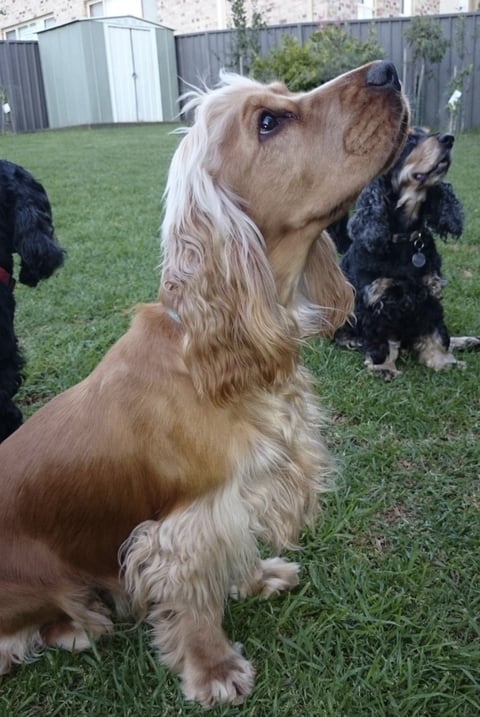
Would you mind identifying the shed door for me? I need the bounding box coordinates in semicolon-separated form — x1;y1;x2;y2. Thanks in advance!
105;25;163;122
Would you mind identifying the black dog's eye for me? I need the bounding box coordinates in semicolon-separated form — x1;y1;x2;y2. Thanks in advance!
436;159;449;173
259;112;279;135
413;172;425;182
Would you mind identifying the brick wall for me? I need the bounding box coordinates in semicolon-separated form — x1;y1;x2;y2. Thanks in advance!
0;0;455;37
1;0;83;30
157;0;359;32
156;0;445;34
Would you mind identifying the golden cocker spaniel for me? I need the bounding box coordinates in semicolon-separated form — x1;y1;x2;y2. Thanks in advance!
0;61;408;707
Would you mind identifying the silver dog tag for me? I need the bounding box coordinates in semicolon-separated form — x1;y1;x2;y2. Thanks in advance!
412;251;426;268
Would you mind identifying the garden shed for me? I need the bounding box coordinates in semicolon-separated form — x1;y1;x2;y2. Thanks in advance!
37;16;178;128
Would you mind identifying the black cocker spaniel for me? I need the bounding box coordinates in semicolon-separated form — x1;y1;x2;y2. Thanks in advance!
0;159;64;440
333;127;479;379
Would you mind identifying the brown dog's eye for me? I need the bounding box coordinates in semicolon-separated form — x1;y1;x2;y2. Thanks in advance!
258;110;297;139
259;112;279;135
413;172;425;182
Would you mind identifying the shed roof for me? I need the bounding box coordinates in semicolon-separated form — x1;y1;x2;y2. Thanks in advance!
38;15;174;34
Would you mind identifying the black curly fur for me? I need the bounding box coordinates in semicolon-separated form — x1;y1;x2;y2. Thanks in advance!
0;159;65;440
333;128;466;378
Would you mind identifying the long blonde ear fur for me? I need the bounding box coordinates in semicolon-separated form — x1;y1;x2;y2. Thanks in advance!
160;97;297;403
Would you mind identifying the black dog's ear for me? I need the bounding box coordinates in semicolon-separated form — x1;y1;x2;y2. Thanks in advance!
425;182;464;239
17;221;65;286
347;177;391;253
12;173;65;286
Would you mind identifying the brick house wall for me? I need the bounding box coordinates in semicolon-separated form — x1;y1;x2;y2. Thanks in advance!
0;0;464;38
154;0;442;31
1;1;82;31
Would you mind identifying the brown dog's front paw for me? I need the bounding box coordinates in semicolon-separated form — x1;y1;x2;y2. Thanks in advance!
182;644;255;708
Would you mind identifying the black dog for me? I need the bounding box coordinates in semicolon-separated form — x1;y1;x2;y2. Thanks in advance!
0;159;64;440
334;127;479;379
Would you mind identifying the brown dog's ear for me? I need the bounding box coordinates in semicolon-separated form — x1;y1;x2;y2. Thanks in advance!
161;140;297;404
297;231;354;339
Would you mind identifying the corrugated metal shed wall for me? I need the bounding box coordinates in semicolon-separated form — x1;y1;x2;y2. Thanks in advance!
176;13;480;132
39;21;113;128
0;41;48;132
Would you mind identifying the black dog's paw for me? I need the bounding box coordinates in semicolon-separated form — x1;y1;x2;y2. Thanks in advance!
369;366;401;381
449;336;480;351
334;325;363;351
336;336;363;351
364;357;402;381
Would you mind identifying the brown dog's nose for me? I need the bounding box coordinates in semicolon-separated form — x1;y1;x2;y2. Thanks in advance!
366;61;401;92
439;133;454;148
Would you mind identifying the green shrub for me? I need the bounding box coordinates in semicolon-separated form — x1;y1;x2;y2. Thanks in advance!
251;24;385;91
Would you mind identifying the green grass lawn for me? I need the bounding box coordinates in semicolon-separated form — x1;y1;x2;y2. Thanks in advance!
0;125;479;717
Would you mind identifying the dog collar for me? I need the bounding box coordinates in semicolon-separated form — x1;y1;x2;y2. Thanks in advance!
391;229;423;243
0;267;15;291
391;230;426;268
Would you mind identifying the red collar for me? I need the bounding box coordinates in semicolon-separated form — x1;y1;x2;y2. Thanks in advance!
0;267;15;291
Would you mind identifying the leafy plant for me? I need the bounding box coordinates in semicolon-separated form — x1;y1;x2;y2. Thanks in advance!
446;15;474;133
251;24;384;91
404;16;449;124
228;0;266;75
